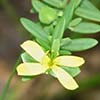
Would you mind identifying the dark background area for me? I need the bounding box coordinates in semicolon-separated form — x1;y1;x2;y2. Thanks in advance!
0;0;100;100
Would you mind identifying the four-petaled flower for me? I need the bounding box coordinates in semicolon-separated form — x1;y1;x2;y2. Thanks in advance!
16;40;85;90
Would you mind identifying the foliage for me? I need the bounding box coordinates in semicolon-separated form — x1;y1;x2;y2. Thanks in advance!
1;0;100;99
20;0;98;80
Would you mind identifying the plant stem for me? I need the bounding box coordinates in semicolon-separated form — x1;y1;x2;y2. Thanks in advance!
0;56;21;100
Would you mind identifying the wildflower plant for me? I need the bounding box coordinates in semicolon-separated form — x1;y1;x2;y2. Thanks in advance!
1;0;100;99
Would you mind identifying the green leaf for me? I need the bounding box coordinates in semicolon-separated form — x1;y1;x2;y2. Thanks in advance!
20;18;50;49
21;52;37;62
36;38;50;51
39;7;58;24
32;0;60;24
44;25;54;35
22;76;35;81
81;0;100;12
20;18;49;40
59;49;72;55
61;37;72;47
69;18;82;27
60;38;72;55
32;0;47;12
62;38;98;51
51;18;65;57
52;18;65;40
63;0;75;29
51;39;60;57
43;0;66;8
69;22;100;34
75;0;100;22
62;66;81;77
72;0;82;8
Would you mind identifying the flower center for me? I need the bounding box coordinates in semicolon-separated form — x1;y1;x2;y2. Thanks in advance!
41;55;56;68
48;60;55;67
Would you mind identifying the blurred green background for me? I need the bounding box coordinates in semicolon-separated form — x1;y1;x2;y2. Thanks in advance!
0;0;100;100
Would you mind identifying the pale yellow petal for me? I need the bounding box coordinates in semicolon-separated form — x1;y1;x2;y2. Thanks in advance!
16;63;47;76
52;66;79;90
41;53;50;66
21;40;45;62
54;56;85;67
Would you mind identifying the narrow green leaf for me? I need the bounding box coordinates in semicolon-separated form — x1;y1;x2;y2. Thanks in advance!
81;0;100;12
22;76;35;81
59;49;72;55
75;7;100;22
21;52;37;63
39;7;58;24
69;22;100;34
43;0;66;8
36;38;50;51
75;0;100;22
72;0;82;8
51;18;65;58
61;37;72;47
62;66;81;77
32;0;47;12
20;18;49;40
52;18;65;40
69;18;82;27
63;0;75;29
51;39;60;58
20;18;50;49
44;25;54;35
62;38;98;51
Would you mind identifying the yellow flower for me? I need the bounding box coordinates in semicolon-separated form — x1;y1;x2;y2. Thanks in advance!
16;40;85;90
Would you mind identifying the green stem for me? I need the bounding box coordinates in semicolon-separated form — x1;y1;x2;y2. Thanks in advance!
0;56;21;100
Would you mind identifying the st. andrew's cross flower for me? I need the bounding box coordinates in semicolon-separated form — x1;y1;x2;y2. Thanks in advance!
16;40;85;90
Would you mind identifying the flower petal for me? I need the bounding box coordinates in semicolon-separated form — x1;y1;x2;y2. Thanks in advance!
54;56;85;67
16;63;47;76
21;40;45;62
52;66;79;90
